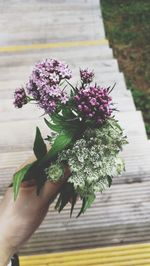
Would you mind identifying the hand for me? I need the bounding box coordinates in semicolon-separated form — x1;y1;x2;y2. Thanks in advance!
0;157;70;266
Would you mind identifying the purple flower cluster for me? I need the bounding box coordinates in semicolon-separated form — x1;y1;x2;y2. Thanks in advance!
80;68;94;84
14;88;27;108
26;59;72;113
74;85;113;124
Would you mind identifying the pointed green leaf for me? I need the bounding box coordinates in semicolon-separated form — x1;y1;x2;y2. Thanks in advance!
44;118;62;133
50;132;73;157
107;176;112;187
51;113;65;124
77;194;96;217
65;79;76;92
77;198;86;217
84;194;96;211
55;194;62;210
33;127;47;160
70;193;78;217
70;89;74;97
62;109;75;119
42;132;74;164
13;164;32;200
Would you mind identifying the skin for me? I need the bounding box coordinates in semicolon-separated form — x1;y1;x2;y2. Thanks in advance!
0;157;70;266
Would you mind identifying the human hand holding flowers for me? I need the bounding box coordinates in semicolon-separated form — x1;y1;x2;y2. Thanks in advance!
0;58;128;265
13;58;127;216
0;156;70;266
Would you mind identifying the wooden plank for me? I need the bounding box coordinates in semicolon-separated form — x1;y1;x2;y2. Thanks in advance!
0;0;104;51
0;73;127;96
1;139;150;169
0;111;147;152
0;91;136;123
0;45;113;67
0;59;119;80
0;0;149;258
14;180;150;254
0;23;105;47
19;243;150;266
0;1;101;14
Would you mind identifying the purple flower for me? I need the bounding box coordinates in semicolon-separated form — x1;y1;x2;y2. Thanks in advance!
80;68;94;84
14;88;27;108
60;94;69;104
26;59;71;113
74;84;113;124
39;98;56;114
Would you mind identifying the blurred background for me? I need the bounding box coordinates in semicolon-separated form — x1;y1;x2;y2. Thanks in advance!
0;0;150;265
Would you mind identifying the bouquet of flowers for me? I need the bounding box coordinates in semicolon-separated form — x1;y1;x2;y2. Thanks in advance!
13;59;127;217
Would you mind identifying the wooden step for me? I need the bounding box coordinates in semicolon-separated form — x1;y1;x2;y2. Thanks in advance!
1;140;150;173
0;0;101;16
0;0;149;258
1;180;150;254
0;23;105;47
0;59;119;82
0;140;150;193
0;0;105;46
0;111;147;153
0;90;136;123
0;73;128;100
17;180;150;254
20;243;150;266
0;12;102;28
0;45;113;67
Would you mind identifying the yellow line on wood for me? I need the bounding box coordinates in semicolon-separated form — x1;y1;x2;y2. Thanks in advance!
20;242;150;266
0;39;108;53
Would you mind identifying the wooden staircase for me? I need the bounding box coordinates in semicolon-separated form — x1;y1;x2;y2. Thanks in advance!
20;243;150;266
0;0;150;260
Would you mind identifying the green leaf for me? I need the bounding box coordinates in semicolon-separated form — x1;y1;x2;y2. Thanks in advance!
13;164;32;200
70;89;74;97
51;113;65;124
70;192;78;217
107;176;112;187
55;183;74;213
77;194;96;217
51;132;73;156
62;109;75;119
77;198;86;217
33;127;47;160
44;118;62;133
65;79;76;92
43;132;74;163
84;194;96;211
55;194;62;210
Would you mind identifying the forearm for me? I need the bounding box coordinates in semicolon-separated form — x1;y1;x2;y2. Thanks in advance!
0;167;70;266
0;239;14;266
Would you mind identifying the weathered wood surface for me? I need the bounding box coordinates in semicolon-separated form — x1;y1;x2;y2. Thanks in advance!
0;45;113;66
0;72;127;97
20;243;150;266
0;111;147;153
0;0;150;256
16;181;150;254
0;91;136;123
0;59;119;81
0;0;105;46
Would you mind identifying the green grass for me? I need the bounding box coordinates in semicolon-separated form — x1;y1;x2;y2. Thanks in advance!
101;0;150;137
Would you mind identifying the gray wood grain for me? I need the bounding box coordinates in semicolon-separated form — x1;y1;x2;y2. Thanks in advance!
0;0;150;256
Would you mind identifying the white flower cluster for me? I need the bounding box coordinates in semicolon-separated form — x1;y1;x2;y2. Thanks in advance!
57;118;127;197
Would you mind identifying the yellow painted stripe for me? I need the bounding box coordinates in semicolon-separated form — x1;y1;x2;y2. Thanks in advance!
0;39;108;53
20;242;150;266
